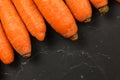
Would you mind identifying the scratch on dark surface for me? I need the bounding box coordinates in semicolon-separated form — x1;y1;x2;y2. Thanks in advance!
31;70;46;80
56;46;71;55
39;46;49;55
90;69;94;73
83;62;96;68
56;49;65;53
85;52;108;80
67;50;82;56
21;53;39;65
82;52;91;58
15;53;40;78
40;50;48;55
56;46;66;53
69;51;108;80
56;49;65;57
69;63;83;70
63;50;109;80
3;72;13;76
97;52;111;60
66;52;74;56
15;65;24;78
56;47;87;57
21;59;31;65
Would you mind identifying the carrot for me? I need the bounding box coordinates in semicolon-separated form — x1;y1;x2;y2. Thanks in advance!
116;0;120;3
0;21;14;64
0;0;31;58
65;0;92;23
90;0;109;14
12;0;46;41
34;0;78;40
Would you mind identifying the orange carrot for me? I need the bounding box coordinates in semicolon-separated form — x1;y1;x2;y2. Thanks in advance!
34;0;78;40
0;0;31;58
65;0;92;23
12;0;46;41
90;0;109;14
116;0;120;3
0;21;14;64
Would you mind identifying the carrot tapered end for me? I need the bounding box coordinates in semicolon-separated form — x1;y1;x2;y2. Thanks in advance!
84;17;92;23
22;52;31;58
36;33;46;41
70;33;78;41
99;5;109;15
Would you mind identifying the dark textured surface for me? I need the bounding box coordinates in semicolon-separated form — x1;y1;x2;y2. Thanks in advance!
0;1;120;80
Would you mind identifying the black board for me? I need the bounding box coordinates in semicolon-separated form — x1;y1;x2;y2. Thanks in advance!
0;0;120;80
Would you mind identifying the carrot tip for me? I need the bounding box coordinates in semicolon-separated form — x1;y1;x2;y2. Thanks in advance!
99;5;109;15
70;33;78;41
36;33;46;41
84;17;92;23
22;52;31;58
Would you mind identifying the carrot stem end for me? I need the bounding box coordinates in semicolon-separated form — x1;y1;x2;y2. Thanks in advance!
70;33;78;41
99;5;109;15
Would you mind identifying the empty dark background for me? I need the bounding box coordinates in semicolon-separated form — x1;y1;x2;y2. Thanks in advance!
0;0;120;80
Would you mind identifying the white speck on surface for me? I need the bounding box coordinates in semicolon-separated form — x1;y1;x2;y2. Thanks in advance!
100;40;103;44
32;79;36;80
81;51;85;55
107;56;111;60
96;45;98;48
80;75;84;79
116;16;120;19
90;70;94;72
21;59;30;65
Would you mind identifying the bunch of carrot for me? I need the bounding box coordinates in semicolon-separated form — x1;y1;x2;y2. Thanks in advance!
0;0;118;64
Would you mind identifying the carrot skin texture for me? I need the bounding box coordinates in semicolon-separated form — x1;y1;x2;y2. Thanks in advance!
0;22;14;64
90;0;109;14
34;0;78;40
90;0;108;8
0;0;31;57
65;0;92;22
12;0;46;41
